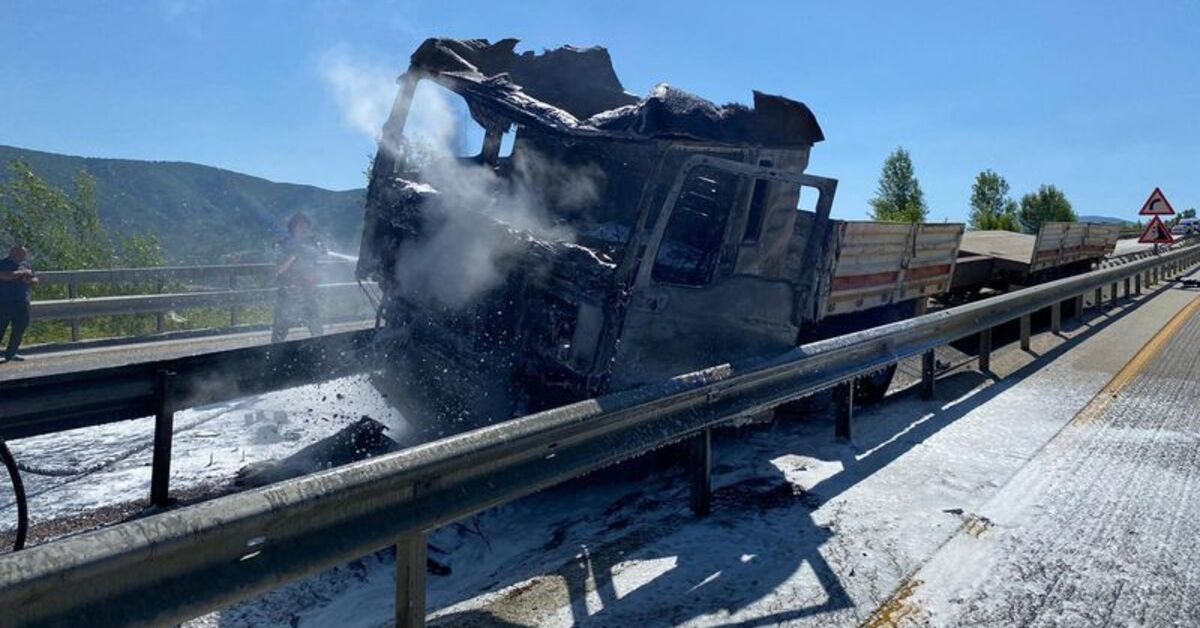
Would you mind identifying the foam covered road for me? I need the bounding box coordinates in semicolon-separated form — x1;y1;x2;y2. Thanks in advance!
898;295;1200;626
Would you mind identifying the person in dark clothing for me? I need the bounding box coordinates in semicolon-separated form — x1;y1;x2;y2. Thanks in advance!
271;213;327;342
0;245;38;362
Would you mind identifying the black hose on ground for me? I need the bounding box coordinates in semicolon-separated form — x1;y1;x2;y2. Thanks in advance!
0;437;28;552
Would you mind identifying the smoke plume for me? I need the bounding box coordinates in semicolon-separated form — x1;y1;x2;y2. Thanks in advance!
319;48;398;141
320;50;605;309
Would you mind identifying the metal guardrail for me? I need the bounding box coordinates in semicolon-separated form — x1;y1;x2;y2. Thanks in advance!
31;261;361;341
0;327;385;525
1101;237;1196;268
34;260;356;286
0;245;1198;627
0;329;382;442
31;282;369;321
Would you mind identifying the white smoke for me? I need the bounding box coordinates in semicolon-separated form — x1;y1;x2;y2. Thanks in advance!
320;50;605;310
319;48;399;141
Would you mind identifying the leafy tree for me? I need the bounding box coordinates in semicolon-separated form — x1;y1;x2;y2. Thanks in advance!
1173;208;1197;225
869;148;928;223
968;169;1019;231
1017;185;1076;234
0;160;165;342
0;161;114;270
0;160;164;271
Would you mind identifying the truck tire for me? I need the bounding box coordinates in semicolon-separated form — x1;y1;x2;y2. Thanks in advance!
854;363;897;406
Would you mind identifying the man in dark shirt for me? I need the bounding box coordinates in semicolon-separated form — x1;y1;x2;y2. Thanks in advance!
271;213;327;342
0;245;38;362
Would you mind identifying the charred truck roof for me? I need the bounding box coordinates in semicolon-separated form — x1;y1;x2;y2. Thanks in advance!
403;37;824;145
358;38;842;442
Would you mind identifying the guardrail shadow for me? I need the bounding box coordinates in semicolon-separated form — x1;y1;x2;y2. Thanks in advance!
428;452;849;627
812;281;1174;498
424;282;1174;627
207;281;1172;627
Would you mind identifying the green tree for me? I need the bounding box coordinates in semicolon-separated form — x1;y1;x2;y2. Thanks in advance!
1017;185;1076;234
968;169;1019;231
0;160;166;342
0;161;115;270
0;160;163;270
869;148;928;223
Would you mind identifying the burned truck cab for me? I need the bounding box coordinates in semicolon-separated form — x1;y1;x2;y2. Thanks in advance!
357;38;840;442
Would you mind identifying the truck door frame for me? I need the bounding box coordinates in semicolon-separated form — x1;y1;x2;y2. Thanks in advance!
635;155;838;309
606;154;838;388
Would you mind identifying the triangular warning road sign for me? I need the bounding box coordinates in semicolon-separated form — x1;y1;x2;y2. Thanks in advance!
1138;187;1176;216
1139;215;1175;244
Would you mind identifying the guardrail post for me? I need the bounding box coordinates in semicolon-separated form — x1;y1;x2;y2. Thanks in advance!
1050;302;1061;334
149;369;176;508
1019;314;1032;352
1073;294;1084;320
834;382;853;441
689;428;712;517
1094;287;1103;312
155;279;166;333
1135;273;1142;296
229;273;240;327
921;350;936;399
978;327;992;371
1110;282;1118;305
67;282;82;342
1124;277;1131;299
396;534;427;628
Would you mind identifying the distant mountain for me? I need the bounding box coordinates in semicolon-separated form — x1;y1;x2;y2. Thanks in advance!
1078;215;1135;226
0;145;366;264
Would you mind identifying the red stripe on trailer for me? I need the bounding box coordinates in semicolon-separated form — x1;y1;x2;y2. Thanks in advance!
832;271;899;291
831;264;953;291
904;264;953;281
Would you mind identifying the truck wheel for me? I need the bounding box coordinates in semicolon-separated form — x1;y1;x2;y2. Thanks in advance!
854;364;897;406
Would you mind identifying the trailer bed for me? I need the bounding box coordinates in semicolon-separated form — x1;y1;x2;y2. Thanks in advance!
953;223;1121;291
823;221;964;316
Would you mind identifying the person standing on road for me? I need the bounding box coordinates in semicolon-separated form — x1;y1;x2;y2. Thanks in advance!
271;213;327;343
0;245;38;362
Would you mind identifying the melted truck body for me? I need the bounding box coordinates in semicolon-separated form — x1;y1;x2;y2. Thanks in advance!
357;38;961;442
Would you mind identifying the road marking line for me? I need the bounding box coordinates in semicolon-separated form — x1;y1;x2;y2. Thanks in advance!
861;578;924;628
861;293;1200;627
1071;293;1200;426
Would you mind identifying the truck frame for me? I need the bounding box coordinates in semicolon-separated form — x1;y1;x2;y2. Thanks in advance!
356;38;964;442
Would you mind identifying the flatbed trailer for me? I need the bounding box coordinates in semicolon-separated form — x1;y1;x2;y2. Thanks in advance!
950;222;1121;294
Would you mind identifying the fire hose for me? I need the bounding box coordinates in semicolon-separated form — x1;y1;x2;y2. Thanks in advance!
0;437;27;552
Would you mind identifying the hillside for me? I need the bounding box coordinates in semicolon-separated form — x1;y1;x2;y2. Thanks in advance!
1078;215;1134;226
0;145;366;263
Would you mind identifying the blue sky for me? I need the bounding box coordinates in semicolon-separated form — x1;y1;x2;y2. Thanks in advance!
2;1;1197;221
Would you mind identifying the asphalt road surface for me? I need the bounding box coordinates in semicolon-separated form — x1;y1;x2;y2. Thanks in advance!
885;291;1200;626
